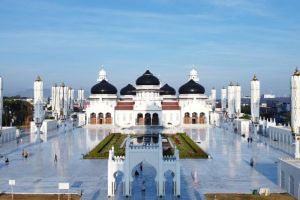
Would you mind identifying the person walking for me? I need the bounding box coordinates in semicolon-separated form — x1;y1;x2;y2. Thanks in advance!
54;154;58;163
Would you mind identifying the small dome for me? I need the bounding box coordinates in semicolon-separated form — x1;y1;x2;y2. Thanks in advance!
91;80;117;94
160;84;176;95
136;70;160;85
179;79;205;94
120;84;136;95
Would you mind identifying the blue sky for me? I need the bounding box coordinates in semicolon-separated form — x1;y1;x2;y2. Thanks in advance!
0;0;300;97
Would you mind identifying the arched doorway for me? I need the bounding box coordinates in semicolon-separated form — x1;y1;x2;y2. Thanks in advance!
145;113;151;125
137;113;144;125
113;171;124;196
152;113;159;125
184;112;190;124
192;112;198;124
98;113;104;124
105;112;112;124
131;161;157;199
164;170;175;197
199;112;206;124
90;113;96;124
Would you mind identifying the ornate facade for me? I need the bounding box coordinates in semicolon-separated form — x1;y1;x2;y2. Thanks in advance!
86;69;213;127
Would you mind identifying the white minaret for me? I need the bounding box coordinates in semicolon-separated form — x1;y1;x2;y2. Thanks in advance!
211;87;216;108
221;87;227;112
251;75;260;122
189;69;199;82
63;84;69;119
51;84;57;112
78;88;85;109
0;76;3;131
69;88;74;111
227;82;235;118
291;68;300;158
97;68;107;82
33;76;44;142
234;83;241;117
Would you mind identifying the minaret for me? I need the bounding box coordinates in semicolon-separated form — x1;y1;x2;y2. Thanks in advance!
251;75;260;122
63;84;69;119
234;83;241;116
227;82;235;118
189;69;199;82
51;84;57;113
34;76;43;104
0;76;3;131
291;68;300;158
211;87;216;109
221;87;227;112
59;83;65;119
78;88;85;110
33;76;44;142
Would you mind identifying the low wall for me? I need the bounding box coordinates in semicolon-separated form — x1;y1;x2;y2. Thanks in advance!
0;127;16;143
30;120;58;134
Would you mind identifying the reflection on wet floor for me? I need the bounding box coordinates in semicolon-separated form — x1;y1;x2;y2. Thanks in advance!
0;123;291;199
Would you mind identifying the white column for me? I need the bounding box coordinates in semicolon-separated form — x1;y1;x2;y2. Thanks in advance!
0;76;2;130
227;83;235;118
291;68;300;134
251;75;260;122
211;87;216;109
221;87;227;112
234;84;241;116
51;85;56;112
34;76;44;142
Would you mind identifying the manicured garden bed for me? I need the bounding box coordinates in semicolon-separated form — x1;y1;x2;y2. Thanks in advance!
167;133;208;158
0;194;80;200
83;133;127;159
205;193;296;200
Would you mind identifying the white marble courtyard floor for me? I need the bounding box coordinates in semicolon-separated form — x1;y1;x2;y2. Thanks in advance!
0;124;291;200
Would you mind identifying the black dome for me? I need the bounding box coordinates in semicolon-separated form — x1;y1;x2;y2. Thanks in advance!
91;80;117;94
120;84;136;95
136;70;160;85
160;84;176;95
179;79;205;94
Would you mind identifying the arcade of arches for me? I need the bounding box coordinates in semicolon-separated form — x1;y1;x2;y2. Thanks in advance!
137;113;159;126
89;112;112;124
184;112;206;124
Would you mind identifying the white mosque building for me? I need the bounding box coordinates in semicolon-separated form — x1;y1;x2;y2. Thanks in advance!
85;69;214;127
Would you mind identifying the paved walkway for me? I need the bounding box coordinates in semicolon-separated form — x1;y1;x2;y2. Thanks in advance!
0;123;291;199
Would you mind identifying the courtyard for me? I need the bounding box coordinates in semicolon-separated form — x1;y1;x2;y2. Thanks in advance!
0;123;291;199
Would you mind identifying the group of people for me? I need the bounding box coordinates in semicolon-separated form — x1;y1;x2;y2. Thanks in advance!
247;137;253;143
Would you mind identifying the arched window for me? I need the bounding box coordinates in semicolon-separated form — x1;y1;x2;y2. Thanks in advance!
152;113;159;125
192;112;198;124
98;112;104;124
137;113;143;125
90;113;96;124
105;112;112;124
184;112;190;124
145;113;151;125
199;112;206;124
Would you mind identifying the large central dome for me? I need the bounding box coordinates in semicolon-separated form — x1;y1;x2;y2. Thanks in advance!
179;79;205;94
136;70;160;85
91;80;117;94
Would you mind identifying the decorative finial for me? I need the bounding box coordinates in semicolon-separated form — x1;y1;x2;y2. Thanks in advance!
293;67;300;76
252;74;258;81
236;82;240;86
35;75;42;82
229;82;234;86
61;82;65;87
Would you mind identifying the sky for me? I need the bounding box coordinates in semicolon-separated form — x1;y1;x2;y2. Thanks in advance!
0;0;300;97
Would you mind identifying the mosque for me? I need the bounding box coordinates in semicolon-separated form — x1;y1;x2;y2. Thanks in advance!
85;69;214;127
